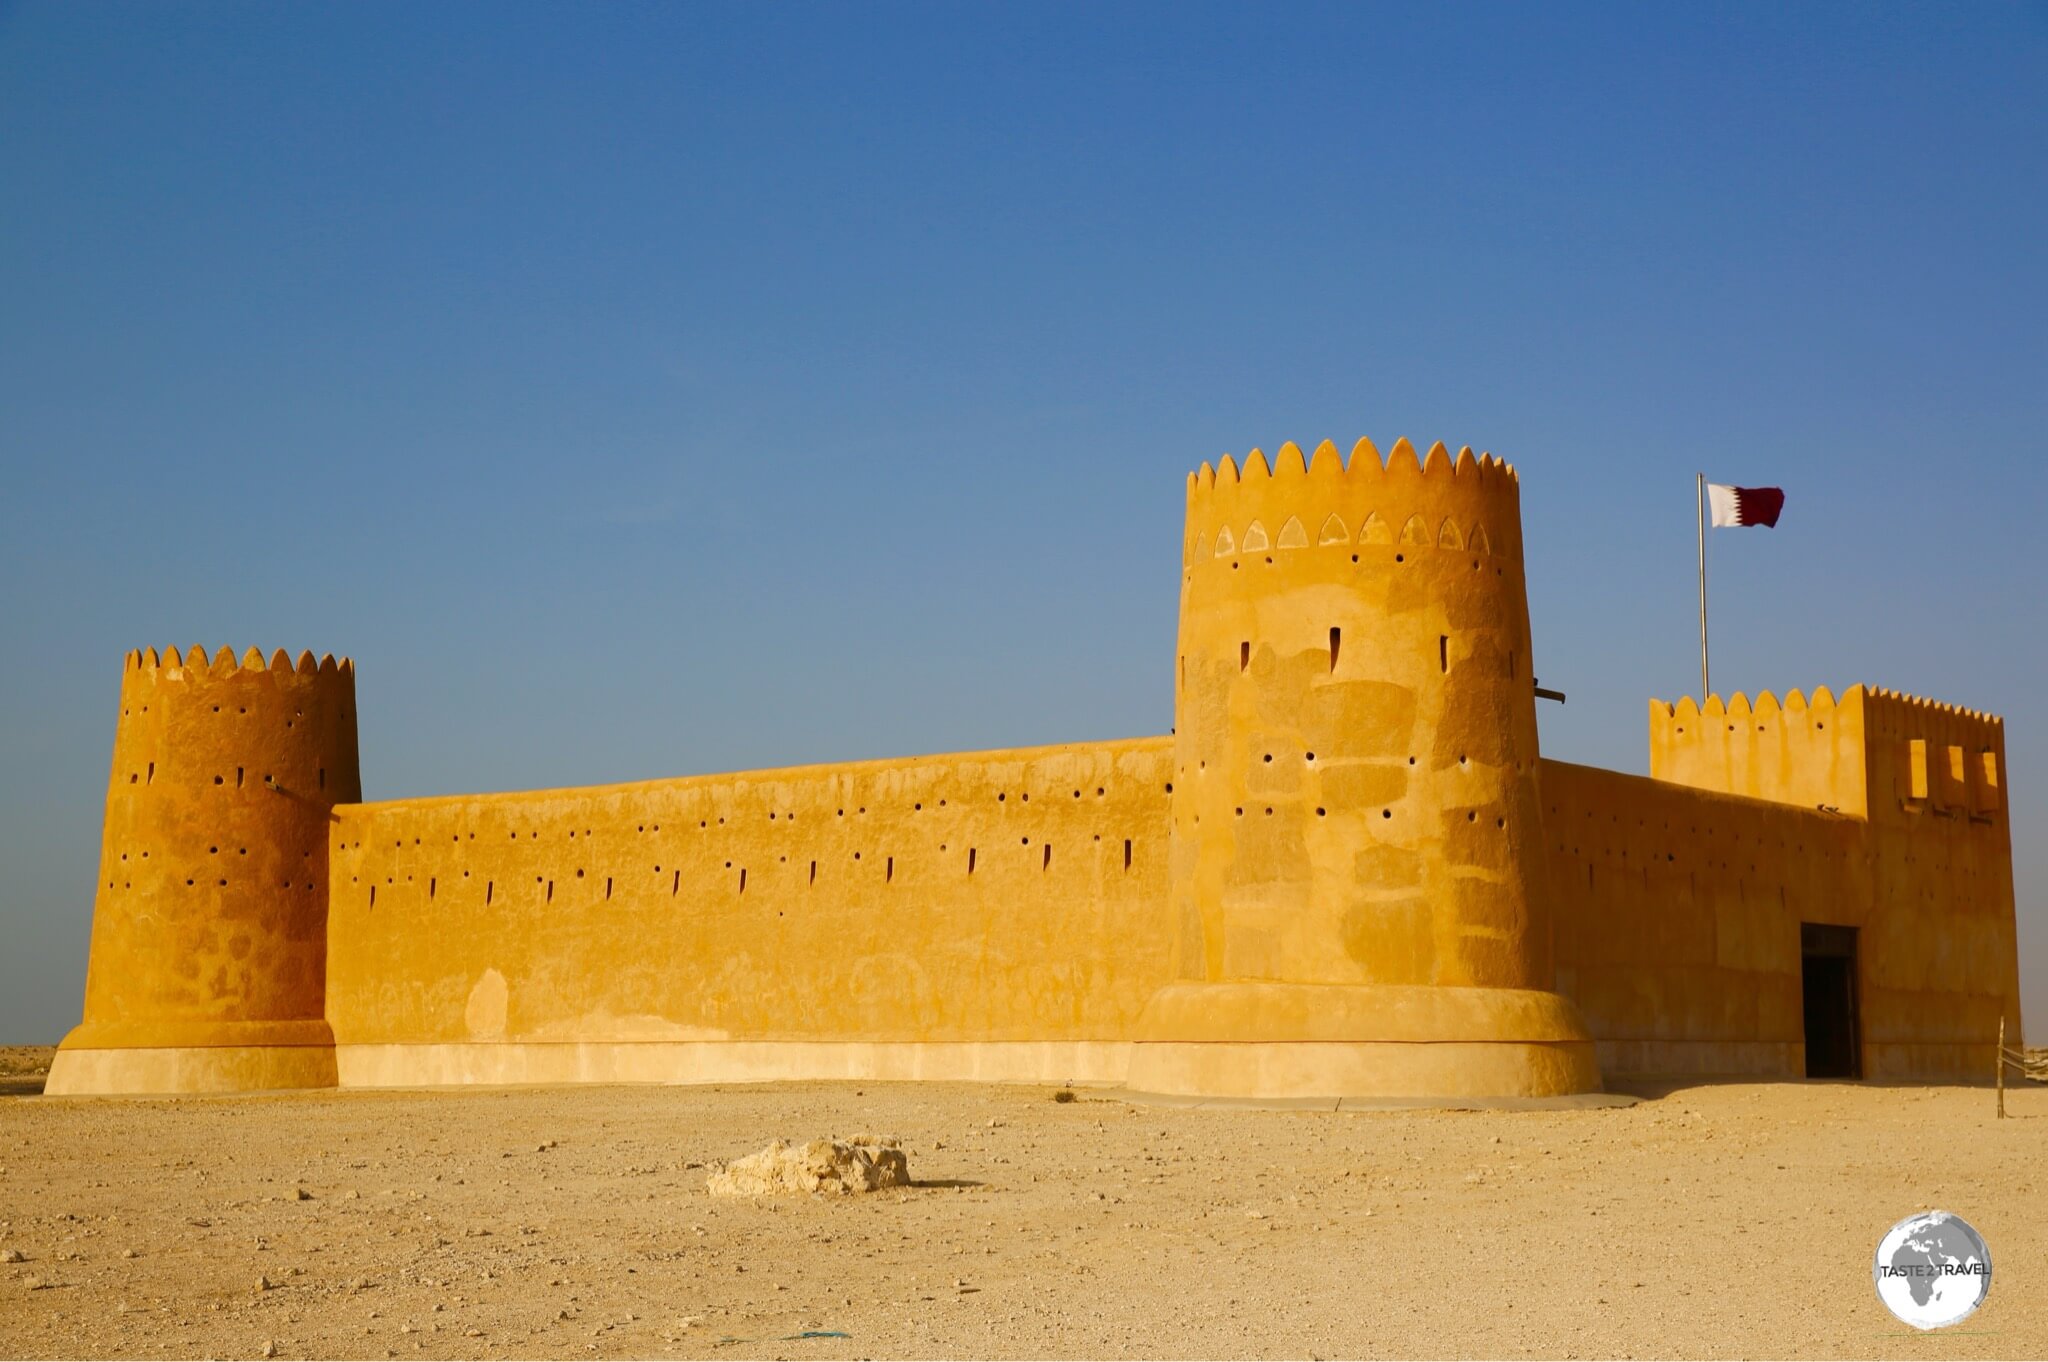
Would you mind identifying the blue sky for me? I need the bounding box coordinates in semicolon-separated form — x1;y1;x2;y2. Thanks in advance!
2;1;2044;1041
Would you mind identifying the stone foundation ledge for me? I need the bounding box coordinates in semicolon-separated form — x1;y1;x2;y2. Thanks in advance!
334;1039;1134;1089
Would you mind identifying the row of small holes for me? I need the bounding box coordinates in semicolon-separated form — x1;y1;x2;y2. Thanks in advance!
349;837;1145;902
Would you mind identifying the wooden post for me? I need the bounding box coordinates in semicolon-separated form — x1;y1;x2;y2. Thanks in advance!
1997;1016;2006;1119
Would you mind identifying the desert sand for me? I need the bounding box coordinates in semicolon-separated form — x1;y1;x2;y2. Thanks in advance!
2;1047;2043;1359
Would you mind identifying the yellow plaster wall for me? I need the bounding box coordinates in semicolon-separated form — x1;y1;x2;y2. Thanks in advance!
1548;685;2020;1080
1650;685;1870;816
1543;759;1852;1077
323;737;1177;1084
1854;691;2020;1075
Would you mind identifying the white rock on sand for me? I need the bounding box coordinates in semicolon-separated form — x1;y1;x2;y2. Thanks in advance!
706;1136;909;1197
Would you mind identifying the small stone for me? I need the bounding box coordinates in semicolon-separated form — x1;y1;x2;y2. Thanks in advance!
122;1248;139;1259
261;1341;276;1358
0;1249;24;1264
295;1188;313;1201
23;1275;50;1291
705;1138;909;1197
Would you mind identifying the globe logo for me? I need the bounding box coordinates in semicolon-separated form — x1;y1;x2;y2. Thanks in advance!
1873;1211;1992;1329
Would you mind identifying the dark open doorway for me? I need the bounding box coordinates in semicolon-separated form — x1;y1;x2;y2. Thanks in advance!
1801;923;1861;1078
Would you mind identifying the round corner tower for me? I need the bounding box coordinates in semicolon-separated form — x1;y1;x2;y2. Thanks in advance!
46;646;360;1095
1126;437;1600;1100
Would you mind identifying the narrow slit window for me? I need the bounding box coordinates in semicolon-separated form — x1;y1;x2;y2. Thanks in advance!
1041;844;1051;871
1439;635;1449;673
1123;838;1133;870
546;879;553;903
486;880;494;905
369;885;376;907
1240;641;1251;672
428;877;435;900
968;847;977;875
604;876;612;900
886;856;894;882
809;860;817;886
671;869;680;896
1978;751;2002;811
235;767;244;788
738;867;747;894
1329;627;1341;672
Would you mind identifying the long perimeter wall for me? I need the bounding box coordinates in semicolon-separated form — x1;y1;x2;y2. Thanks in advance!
325;737;1178;1087
327;734;2018;1090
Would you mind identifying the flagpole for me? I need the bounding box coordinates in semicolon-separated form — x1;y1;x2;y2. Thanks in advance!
1696;472;1710;699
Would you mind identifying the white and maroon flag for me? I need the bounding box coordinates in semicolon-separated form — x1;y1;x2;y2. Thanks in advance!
1706;483;1786;528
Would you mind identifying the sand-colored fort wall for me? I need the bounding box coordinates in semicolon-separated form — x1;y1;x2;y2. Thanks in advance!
1549;686;2019;1080
1545;758;1861;1077
1847;689;2019;1075
324;738;1177;1088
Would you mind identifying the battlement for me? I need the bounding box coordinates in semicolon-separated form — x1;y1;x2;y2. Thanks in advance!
1857;686;2003;726
1650;684;2006;825
1859;687;2007;822
123;645;353;681
1183;438;1524;567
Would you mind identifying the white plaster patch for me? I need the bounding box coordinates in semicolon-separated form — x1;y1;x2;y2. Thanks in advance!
465;968;509;1040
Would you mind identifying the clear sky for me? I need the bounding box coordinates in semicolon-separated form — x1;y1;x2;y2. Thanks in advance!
2;1;2044;1042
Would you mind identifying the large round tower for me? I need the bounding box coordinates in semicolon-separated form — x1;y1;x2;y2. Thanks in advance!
45;646;360;1095
1126;438;1600;1100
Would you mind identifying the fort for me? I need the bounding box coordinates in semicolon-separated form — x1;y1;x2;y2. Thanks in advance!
47;437;2022;1100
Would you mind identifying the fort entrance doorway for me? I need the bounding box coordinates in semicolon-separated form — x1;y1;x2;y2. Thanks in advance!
1800;923;1861;1078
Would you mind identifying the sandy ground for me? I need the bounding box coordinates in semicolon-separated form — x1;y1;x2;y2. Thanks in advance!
2;1046;2044;1360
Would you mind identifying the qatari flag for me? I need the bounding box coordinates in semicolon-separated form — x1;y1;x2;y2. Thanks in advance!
1706;483;1785;528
